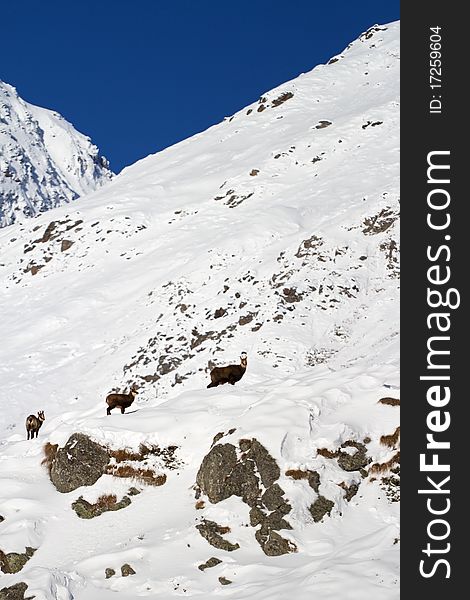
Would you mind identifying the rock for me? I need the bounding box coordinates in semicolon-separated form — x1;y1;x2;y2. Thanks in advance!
218;577;232;585
196;520;240;552
105;568;116;579
0;547;36;574
196;444;238;503
307;471;321;493
248;440;280;487
121;563;136;577
315;120;332;129
309;495;334;522
0;515;4;523
198;557;222;571
72;494;131;519
262;510;292;532
343;483;359;502
60;239;74;252
227;459;260;507
261;483;286;511
337;441;369;472
50;433;110;493
256;530;296;556
249;506;266;527
0;582;34;600
127;487;141;496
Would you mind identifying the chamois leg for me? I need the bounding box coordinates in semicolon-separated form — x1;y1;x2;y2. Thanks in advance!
27;431;30;440
107;406;112;416
121;406;125;414
207;381;217;388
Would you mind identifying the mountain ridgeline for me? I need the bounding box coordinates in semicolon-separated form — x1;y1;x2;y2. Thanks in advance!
0;81;113;227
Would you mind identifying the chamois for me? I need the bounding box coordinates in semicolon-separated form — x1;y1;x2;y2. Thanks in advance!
207;352;247;388
26;411;45;440
106;386;138;415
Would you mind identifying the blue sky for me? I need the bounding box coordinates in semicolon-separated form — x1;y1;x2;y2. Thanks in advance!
1;0;399;173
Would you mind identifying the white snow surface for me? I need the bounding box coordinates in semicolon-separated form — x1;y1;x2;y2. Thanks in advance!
0;81;113;227
0;23;400;599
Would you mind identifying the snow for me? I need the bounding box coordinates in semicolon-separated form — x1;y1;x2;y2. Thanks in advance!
0;82;113;227
0;22;399;599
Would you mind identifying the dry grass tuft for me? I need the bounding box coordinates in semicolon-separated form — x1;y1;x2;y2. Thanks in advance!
95;494;118;510
195;500;205;510
378;397;400;406
41;442;59;475
108;443;180;469
369;451;400;476
285;469;310;480
316;448;339;459
217;524;231;535
106;464;167;486
380;427;400;448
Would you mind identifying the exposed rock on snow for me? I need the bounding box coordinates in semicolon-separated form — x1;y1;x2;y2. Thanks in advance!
49;433;109;492
309;496;335;523
0;547;36;574
196;439;295;555
196;520;240;552
0;582;34;600
71;493;132;519
198;557;222;571
120;564;136;577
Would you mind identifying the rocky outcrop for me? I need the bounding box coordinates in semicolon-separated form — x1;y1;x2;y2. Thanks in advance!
196;438;294;556
49;433;110;493
198;557;222;571
196;444;238;503
196;520;240;552
337;441;369;472
121;564;136;577
0;583;34;600
72;494;131;519
0;547;36;574
309;495;335;522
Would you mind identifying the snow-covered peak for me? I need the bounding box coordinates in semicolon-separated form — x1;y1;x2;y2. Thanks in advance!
0;81;113;227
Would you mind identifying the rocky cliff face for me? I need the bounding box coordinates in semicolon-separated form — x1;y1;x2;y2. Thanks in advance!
0;81;113;227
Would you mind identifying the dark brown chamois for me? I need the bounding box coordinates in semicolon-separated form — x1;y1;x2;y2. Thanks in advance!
207;352;247;388
106;386;138;415
26;411;45;440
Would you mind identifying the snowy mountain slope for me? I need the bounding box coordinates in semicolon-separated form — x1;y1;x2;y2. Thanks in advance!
0;81;113;227
0;22;399;600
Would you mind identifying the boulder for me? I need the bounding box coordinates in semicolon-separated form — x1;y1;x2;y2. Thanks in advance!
196;520;240;552
198;557;222;571
246;440;280;487
0;547;35;574
337;441;369;472
309;495;334;522
256;530;296;556
121;564;136;577
50;433;110;493
261;483;288;512
0;583;34;600
227;459;260;507
196;444;238;503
